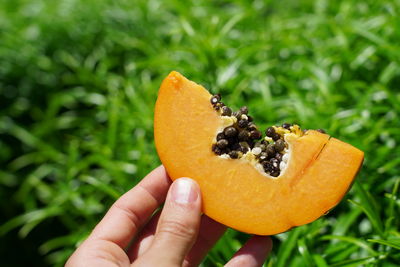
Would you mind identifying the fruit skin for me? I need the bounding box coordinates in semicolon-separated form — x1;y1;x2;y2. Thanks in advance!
154;71;364;235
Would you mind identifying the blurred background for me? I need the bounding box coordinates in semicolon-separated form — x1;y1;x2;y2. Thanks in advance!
1;0;399;266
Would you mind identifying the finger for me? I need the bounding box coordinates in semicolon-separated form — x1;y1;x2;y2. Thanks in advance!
183;216;227;267
88;165;171;248
225;236;272;267
128;213;226;264
128;211;161;261
134;178;202;266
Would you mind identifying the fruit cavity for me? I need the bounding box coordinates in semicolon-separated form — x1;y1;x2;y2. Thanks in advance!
210;94;312;178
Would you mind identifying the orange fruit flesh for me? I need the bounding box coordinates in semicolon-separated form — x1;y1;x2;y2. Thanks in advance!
154;71;364;235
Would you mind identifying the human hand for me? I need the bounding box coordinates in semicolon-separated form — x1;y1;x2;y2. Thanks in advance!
66;166;272;267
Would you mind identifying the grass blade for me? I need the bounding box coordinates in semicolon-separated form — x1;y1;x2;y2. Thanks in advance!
275;227;302;267
321;235;378;256
297;238;315;267
330;256;377;267
349;182;384;236
367;239;400;250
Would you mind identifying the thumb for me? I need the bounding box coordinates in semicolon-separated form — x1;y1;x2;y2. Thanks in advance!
136;178;202;266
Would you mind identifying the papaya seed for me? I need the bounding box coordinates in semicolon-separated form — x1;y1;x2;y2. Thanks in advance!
250;130;262;140
238;119;248;128
272;133;281;141
266;143;276;156
275;139;285;152
238;130;249;141
221;106;232;116
217;139;229;149
216;132;225;141
275;153;283;161
224;126;238;137
247;123;257;131
265;127;275;137
229;150;239;159
240;106;248;114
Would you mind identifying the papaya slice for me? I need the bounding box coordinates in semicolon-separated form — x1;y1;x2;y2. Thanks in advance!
154;71;364;235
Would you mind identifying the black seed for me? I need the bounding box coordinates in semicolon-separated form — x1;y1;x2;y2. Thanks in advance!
222;147;231;154
214;94;221;101
226;137;238;144
239;142;250;153
221;106;232;116
216;139;229;149
247;115;253;122
238;119;248;128
266;144;276;156
233;111;241;119
266;127;276;137
247;123;257;131
240;106;248;114
213;102;224;110
212;144;223;155
316;129;326;134
224;126;238;137
210;96;219;105
272;133;281;141
229;150;239;159
261;140;269;145
262;160;270;167
239;145;249;153
270;158;279;168
216;132;225;141
263;162;276;175
239;141;249;148
238;130;249;141
270;170;280;177
248;140;255;148
250;130;262;140
275;153;283;161
231;143;241;150
275;139;285;152
282;123;292;129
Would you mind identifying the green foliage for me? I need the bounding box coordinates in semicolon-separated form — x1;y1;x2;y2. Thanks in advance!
1;0;399;266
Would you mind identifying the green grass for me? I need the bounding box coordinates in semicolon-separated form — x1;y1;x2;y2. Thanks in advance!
1;0;399;266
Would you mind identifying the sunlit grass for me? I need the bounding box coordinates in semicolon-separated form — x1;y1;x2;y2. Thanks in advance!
0;0;399;266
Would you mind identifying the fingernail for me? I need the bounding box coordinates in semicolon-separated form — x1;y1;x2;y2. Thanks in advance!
171;178;198;204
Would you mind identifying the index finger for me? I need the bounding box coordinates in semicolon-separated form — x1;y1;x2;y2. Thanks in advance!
88;165;171;248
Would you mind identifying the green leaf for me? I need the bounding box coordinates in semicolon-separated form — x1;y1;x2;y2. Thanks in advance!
275;227;302;267
385;178;400;232
297;239;315;267
330;256;377;267
321;235;378;256
367;239;400;250
0;207;62;236
312;254;328;267
349;181;384;236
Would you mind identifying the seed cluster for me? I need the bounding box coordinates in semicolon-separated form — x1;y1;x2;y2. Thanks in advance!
210;94;325;177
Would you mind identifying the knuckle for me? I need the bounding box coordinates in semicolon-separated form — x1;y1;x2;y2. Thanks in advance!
158;219;196;241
